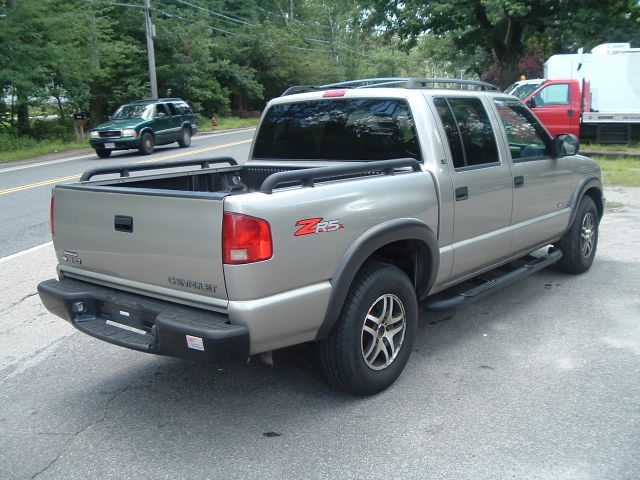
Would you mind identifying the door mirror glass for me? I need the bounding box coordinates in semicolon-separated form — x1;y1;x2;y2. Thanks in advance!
553;133;580;157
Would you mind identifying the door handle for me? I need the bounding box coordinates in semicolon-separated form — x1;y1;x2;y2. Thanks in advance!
514;176;524;188
455;186;468;201
114;215;133;233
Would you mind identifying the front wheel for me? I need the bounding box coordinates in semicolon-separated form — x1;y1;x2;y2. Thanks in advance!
95;148;111;158
316;262;418;395
554;196;599;273
138;132;154;155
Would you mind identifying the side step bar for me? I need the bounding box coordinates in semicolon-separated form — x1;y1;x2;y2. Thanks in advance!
422;249;563;312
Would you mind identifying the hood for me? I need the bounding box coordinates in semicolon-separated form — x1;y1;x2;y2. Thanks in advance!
92;119;151;131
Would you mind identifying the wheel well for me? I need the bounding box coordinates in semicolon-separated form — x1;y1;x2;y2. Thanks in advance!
584;186;604;221
369;239;433;300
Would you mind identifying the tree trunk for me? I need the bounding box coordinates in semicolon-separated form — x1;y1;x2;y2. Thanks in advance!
89;81;104;124
16;89;30;135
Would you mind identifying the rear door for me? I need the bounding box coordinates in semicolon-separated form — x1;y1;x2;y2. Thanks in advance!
52;185;228;307
433;96;513;280
167;102;183;140
154;103;173;143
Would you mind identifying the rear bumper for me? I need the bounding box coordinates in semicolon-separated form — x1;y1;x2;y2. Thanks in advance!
38;278;250;363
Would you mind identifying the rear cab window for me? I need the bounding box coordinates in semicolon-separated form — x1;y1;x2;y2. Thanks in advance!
253;98;421;162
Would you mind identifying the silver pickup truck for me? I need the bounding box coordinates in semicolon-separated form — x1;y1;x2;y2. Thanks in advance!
38;78;603;395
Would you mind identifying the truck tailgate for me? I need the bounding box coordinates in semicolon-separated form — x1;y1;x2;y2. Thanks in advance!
52;185;228;307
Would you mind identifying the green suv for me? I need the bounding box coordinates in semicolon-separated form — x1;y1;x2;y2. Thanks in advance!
89;98;198;158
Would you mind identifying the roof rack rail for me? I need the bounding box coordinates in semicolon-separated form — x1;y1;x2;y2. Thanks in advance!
280;77;498;96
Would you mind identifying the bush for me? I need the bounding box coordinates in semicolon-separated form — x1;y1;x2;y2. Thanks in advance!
31;118;77;142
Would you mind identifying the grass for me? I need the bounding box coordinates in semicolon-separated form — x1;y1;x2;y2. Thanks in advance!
0;137;90;163
592;156;640;187
0;116;259;164
581;141;640;154
197;115;259;133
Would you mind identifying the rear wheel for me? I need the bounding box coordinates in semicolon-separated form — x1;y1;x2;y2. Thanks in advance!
139;132;154;155
316;262;418;395
95;148;111;158
177;127;191;148
554;196;599;273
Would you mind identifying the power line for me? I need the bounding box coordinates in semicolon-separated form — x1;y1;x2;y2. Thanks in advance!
172;0;254;27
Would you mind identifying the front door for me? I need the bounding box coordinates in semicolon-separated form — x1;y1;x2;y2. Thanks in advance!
493;98;573;254
433;96;514;280
529;82;579;137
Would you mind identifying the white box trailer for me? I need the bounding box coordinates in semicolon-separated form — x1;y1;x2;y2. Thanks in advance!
544;43;640;142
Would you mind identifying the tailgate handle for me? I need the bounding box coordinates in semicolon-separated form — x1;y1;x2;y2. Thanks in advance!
114;215;133;233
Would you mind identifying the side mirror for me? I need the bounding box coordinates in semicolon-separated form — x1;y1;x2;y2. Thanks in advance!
552;133;580;157
526;98;536;109
156;112;166;118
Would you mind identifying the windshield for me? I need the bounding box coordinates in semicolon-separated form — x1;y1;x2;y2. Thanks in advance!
506;82;543;100
112;103;154;120
253;98;421;161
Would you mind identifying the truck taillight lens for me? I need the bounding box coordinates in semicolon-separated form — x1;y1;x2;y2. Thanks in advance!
222;212;272;264
50;195;55;237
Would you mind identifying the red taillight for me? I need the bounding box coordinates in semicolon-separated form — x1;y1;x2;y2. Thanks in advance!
222;212;272;264
323;89;346;98
50;195;55;237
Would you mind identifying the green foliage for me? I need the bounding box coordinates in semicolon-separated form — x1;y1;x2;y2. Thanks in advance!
1;0;639;151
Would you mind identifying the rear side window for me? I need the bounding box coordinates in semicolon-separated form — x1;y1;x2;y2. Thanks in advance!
253;99;421;161
434;97;499;169
167;103;178;116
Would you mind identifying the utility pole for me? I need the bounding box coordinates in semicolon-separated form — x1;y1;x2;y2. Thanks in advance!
144;0;158;99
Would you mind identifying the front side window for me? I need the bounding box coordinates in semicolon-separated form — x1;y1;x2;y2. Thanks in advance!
434;97;499;169
253;98;421;161
494;99;551;160
532;83;570;106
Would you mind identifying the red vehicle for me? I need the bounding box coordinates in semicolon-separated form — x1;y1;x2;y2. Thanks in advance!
523;79;585;138
519;43;640;142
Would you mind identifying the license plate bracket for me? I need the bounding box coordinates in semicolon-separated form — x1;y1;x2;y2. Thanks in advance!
104;142;115;149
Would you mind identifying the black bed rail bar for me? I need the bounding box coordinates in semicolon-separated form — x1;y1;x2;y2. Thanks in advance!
80;157;238;182
259;158;421;194
281;77;498;96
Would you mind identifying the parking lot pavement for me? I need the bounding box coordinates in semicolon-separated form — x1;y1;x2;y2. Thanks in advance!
0;187;638;479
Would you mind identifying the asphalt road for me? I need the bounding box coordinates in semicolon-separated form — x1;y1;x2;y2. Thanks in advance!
0;128;255;257
0;181;638;479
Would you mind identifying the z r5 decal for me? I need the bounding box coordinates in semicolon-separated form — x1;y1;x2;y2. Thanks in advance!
295;217;344;236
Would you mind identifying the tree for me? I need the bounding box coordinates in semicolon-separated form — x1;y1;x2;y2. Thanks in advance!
365;0;640;88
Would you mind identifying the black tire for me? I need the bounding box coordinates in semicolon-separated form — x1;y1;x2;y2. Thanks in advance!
316;262;418;395
554;196;599;274
177;127;191;148
138;132;154;155
95;148;111;158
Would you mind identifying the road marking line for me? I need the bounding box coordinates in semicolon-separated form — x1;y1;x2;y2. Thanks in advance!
0;128;255;174
0;241;53;263
0;174;80;195
0;139;252;196
138;140;250;164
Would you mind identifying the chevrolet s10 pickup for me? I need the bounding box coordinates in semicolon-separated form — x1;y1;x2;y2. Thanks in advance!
38;78;603;395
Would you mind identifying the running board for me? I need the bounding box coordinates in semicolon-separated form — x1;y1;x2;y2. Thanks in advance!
422;249;563;312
